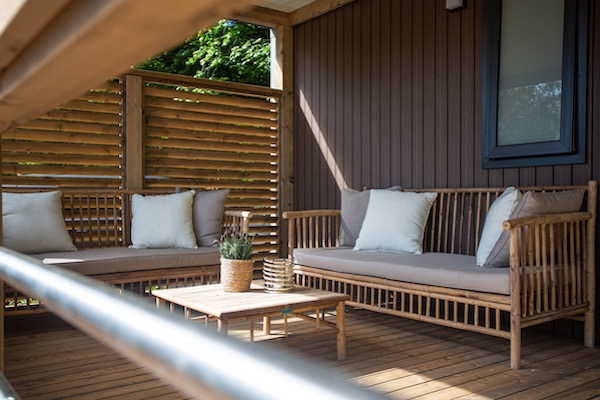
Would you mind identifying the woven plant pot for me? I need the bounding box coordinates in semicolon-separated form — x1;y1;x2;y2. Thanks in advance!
220;258;254;292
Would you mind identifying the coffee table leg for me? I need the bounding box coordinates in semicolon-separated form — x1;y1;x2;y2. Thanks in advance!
263;316;271;335
155;298;165;309
336;301;346;361
218;319;228;334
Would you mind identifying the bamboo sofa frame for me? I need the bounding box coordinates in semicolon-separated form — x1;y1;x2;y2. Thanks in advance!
283;181;597;369
4;189;252;314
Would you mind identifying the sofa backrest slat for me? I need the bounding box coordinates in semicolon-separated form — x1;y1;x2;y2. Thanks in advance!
395;183;593;256
407;188;501;255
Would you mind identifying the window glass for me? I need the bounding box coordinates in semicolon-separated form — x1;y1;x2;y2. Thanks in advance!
497;0;564;146
482;0;587;169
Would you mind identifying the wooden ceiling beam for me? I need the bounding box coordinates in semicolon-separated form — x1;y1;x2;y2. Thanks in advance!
0;0;72;70
289;0;355;26
232;5;291;27
234;0;356;27
0;0;255;133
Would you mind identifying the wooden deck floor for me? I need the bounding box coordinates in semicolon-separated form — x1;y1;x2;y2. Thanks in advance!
4;308;600;399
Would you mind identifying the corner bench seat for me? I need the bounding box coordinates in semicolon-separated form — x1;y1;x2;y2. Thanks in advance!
31;246;220;276
3;188;252;314
294;247;510;295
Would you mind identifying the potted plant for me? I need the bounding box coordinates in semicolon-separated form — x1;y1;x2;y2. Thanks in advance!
218;228;254;292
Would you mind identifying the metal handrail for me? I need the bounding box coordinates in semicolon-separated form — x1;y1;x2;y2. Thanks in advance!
0;372;20;400
0;248;385;400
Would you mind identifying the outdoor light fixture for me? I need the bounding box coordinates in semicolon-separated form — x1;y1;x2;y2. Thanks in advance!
446;0;464;11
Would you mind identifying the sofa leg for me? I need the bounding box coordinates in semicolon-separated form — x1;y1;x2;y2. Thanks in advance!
584;310;595;348
510;317;521;370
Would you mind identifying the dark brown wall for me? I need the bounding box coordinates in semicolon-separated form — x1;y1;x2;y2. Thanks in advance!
294;0;600;341
294;0;599;211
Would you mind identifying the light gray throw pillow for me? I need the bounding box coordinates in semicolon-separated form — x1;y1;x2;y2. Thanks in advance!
130;191;197;249
339;186;402;247
2;191;76;254
354;190;438;254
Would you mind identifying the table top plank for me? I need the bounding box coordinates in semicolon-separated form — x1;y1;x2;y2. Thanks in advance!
153;281;349;319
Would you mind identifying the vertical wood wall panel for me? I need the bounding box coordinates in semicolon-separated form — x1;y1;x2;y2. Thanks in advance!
294;0;599;209
435;0;448;188
423;1;436;189
390;0;402;187
401;0;413;188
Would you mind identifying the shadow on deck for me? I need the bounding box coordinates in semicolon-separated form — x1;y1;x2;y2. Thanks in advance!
5;308;600;399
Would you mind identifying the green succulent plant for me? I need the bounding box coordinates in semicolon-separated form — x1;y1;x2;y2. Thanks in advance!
218;228;253;260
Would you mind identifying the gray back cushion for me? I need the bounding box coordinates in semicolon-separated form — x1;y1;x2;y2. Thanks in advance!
192;189;230;247
483;188;584;268
339;189;370;247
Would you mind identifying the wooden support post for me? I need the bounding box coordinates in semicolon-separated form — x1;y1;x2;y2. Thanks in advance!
509;228;522;369
272;24;294;258
124;74;144;191
585;180;597;348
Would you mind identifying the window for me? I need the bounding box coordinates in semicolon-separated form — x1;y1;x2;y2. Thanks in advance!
482;0;588;168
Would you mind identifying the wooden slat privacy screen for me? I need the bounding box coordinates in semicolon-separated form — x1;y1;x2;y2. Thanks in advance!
2;70;282;259
2;80;124;188
141;72;280;257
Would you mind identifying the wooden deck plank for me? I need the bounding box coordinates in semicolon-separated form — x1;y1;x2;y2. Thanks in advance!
373;337;558;395
543;377;600;400
4;308;599;400
468;350;600;400
394;341;593;399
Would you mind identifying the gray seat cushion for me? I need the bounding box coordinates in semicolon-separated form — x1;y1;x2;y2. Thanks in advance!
30;247;220;276
293;247;510;295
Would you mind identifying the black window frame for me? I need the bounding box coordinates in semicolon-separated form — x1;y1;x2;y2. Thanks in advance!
482;0;588;169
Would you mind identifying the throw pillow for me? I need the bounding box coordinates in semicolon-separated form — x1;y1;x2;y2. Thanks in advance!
192;189;230;247
130;191;197;249
476;187;522;267
339;186;403;247
483;188;584;267
354;190;438;254
2;191;77;254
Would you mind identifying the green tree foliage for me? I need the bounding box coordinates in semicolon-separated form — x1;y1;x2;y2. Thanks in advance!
137;20;270;86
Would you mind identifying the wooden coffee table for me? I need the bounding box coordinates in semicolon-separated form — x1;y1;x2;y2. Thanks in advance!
153;281;350;360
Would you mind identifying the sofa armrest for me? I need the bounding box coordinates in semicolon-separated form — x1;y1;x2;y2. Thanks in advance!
223;210;253;234
282;210;341;257
503;211;592;230
504;211;595;325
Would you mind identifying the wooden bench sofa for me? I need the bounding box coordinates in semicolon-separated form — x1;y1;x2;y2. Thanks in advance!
3;189;251;314
283;181;597;369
